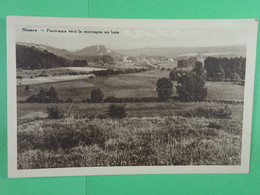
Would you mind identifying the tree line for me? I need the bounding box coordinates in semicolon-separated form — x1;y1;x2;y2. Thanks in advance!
204;57;245;81
175;57;246;82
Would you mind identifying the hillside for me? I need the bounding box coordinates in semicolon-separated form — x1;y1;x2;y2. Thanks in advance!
16;44;73;69
18;43;124;60
72;45;123;60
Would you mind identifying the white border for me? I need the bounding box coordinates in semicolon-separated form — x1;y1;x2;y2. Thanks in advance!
7;16;258;178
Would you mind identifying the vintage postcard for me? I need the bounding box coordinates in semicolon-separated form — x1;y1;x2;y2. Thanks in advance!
7;16;258;178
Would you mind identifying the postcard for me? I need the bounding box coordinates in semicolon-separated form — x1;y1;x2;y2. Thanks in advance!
7;16;258;178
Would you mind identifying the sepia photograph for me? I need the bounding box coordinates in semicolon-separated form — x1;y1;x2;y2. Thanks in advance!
7;17;258;177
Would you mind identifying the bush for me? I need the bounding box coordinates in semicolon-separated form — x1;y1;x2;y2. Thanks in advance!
229;72;241;81
108;104;126;118
47;107;63;119
208;122;221;129
25;85;29;91
215;105;232;119
26;87;59;103
90;88;104;103
87;124;106;147
47;87;59;102
177;106;232;119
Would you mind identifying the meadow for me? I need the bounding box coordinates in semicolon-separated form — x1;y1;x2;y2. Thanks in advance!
17;102;243;121
17;70;244;102
17;116;242;168
16;68;244;168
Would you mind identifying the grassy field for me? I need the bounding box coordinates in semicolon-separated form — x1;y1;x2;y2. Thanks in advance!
17;70;244;102
17;115;242;168
17;102;243;121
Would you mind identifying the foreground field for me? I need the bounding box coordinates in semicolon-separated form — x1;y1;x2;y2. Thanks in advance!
17;102;243;121
17;116;242;168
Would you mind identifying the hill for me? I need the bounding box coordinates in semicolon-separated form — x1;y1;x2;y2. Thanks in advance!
16;44;73;69
18;43;124;60
72;45;123;60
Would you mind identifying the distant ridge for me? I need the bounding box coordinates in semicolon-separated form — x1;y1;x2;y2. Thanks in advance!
116;45;246;58
17;43;246;64
17;43;124;60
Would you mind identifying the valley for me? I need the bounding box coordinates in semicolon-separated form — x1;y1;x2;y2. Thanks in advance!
16;42;246;168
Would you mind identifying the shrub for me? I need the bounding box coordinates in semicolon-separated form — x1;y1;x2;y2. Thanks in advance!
177;106;232;119
216;105;232;119
47;107;63;119
108;104;126;118
229;72;241;81
47;87;59;102
87;124;106;147
208;122;222;129
90;88;104;103
25;85;29;91
195;106;232;119
26;87;59;103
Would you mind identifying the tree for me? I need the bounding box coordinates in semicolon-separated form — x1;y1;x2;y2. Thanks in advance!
232;57;246;80
156;78;173;101
219;57;233;78
192;61;205;78
90;88;104;103
169;69;178;81
204;57;225;81
176;72;207;102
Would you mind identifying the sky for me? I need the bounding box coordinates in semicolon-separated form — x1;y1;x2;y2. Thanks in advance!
16;25;248;51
